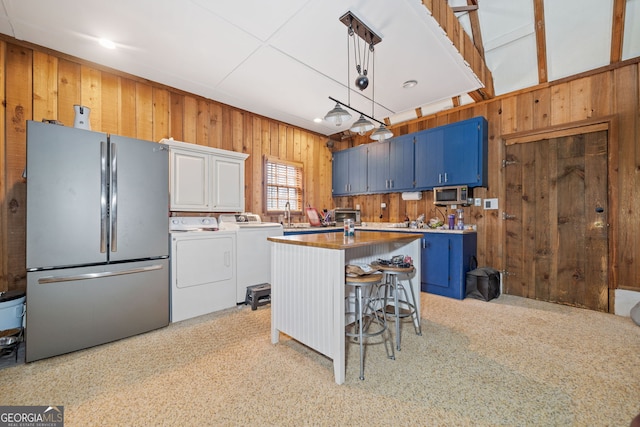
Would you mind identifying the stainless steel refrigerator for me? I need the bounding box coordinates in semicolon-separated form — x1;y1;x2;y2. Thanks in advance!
25;120;170;362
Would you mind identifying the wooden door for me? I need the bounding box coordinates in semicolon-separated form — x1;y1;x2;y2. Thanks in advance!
503;131;609;311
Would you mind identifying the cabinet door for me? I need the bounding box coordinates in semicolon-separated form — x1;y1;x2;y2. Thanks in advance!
388;134;415;191
170;148;209;211
211;156;244;211
332;150;349;195
442;120;480;186
422;233;450;289
367;141;389;192
348;145;368;194
414;128;444;189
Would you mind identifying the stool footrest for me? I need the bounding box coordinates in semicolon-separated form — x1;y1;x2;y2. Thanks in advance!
245;283;271;310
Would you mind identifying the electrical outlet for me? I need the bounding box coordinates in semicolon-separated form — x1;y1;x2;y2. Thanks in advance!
381;202;386;209
474;198;482;207
484;198;499;210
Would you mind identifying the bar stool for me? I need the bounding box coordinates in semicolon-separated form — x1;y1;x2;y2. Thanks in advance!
376;265;422;351
345;273;395;380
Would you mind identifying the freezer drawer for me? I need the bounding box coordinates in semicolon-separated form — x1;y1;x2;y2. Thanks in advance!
25;259;169;362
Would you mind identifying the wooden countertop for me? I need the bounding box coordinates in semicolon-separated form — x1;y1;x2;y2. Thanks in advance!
268;231;421;250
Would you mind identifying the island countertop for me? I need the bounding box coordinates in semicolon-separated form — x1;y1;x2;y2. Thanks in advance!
268;231;421;250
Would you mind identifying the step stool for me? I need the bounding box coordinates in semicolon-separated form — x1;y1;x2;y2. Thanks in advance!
245;283;271;310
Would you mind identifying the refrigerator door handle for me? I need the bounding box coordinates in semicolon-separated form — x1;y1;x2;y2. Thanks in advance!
37;264;164;284
100;140;108;253
110;142;118;252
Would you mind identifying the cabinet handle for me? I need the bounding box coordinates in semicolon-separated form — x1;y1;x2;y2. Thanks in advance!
444;173;448;183
390;179;394;188
438;173;442;184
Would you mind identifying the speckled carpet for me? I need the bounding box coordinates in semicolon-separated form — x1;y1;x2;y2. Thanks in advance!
1;293;639;426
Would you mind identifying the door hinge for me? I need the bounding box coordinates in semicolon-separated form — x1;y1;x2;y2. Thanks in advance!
502;159;517;168
502;212;516;220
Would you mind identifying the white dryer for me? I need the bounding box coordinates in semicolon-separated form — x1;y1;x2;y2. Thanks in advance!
169;217;237;322
218;213;283;304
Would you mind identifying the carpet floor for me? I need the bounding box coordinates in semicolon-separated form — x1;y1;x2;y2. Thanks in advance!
1;293;638;426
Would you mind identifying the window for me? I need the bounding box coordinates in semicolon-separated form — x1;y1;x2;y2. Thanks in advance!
264;156;303;212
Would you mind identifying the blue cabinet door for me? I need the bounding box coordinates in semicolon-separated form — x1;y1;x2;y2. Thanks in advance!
414;128;444;188
421;232;477;300
367;142;389;192
348;145;368;194
389;134;415;191
332;145;368;195
332;150;349;196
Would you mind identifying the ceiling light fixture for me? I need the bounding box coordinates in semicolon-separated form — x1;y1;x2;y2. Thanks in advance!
403;80;418;89
323;11;392;141
98;38;116;49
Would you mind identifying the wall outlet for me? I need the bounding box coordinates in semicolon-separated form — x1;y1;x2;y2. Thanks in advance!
381;202;386;209
474;198;482;207
484;198;499;210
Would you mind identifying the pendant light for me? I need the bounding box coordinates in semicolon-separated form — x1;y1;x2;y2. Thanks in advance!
370;124;393;141
350;114;374;135
324;103;352;126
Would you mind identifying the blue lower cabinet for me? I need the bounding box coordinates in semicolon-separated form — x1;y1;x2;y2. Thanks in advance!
421;232;477;299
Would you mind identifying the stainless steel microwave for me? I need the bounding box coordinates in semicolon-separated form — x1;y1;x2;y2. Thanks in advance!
332;208;361;225
433;185;472;206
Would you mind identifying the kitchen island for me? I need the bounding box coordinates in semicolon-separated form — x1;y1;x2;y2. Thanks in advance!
268;231;421;384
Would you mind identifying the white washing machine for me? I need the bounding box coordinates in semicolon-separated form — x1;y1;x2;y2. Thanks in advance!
169;216;237;322
218;213;283;304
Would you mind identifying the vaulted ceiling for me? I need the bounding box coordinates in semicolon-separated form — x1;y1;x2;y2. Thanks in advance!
0;0;638;137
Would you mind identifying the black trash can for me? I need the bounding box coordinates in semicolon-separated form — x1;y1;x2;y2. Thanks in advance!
466;264;500;302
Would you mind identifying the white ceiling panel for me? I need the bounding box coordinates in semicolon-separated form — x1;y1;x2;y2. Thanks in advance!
544;0;613;81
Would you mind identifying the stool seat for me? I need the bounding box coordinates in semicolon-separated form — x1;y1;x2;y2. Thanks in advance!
345;272;394;380
374;264;422;351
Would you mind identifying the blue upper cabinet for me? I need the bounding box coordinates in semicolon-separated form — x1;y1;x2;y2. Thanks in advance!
332;116;488;197
367;135;415;193
332;144;368;196
415;116;488;189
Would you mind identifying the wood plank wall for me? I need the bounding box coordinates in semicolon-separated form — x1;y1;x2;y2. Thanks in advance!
1;36;639;297
0;39;332;292
335;57;640;296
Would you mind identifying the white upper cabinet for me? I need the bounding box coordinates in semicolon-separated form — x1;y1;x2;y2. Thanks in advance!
162;139;248;212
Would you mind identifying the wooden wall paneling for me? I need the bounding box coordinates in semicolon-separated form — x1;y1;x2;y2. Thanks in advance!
100;73;120;134
269;122;279;157
515;91;534;132
260;118;270;214
251;116;262;215
590;71;613;117
503;142;525;297
550;82;571;125
182;96;198;144
196;99;210;146
33;51;57;122
531;86;551;129
569;77;592;121
303;132;315;209
319;140;332;210
484;100;503;269
152;87;170;141
57;59;81;128
119;77;137;138
243;113;254;214
134;82;153;141
5;43;32;291
80;65;102;131
533;138;552;301
233;111;246;154
499;96;518;134
170;92;184;141
219;105;234;150
293;128;302;162
0;41;6;291
613;65;638;288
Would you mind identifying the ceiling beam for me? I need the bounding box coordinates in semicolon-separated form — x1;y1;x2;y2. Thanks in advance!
425;0;494;100
610;0;626;63
533;0;548;84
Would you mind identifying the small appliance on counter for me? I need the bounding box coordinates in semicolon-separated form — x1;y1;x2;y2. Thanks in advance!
331;208;361;225
433;185;472;206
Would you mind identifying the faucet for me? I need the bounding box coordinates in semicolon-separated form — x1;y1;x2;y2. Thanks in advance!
284;202;291;227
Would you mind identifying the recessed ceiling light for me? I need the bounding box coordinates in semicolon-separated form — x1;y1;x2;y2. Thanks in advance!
313;117;323;123
402;80;418;89
99;38;116;49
